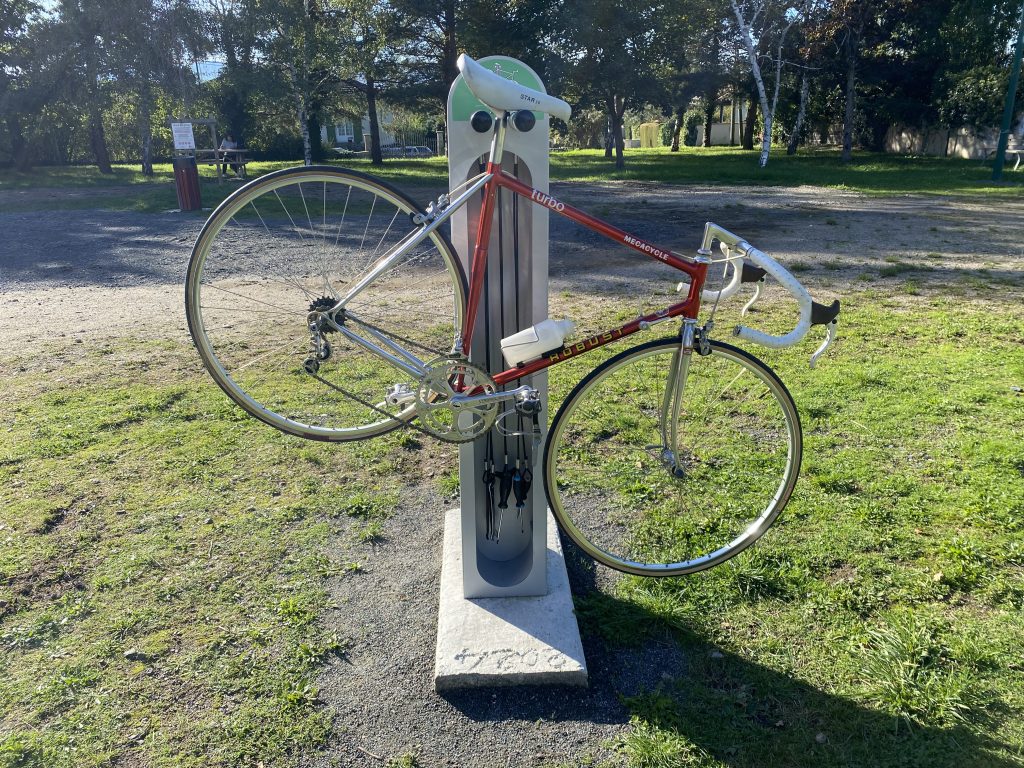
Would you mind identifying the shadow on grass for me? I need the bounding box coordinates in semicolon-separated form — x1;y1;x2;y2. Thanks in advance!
443;540;1011;768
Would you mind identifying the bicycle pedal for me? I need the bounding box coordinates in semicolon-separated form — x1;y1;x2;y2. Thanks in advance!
385;383;414;406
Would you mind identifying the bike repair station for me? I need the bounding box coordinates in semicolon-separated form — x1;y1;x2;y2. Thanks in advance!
433;56;588;690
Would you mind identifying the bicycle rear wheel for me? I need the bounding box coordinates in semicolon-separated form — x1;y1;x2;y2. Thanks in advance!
544;337;801;577
186;166;467;441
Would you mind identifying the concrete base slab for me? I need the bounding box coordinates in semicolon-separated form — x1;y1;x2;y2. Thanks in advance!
434;508;588;690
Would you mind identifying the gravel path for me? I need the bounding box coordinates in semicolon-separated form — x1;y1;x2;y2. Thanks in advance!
304;488;651;768
2;181;1021;766
3;182;1020;349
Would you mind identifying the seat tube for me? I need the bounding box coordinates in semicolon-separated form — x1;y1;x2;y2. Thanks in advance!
462;113;509;350
487;112;509;168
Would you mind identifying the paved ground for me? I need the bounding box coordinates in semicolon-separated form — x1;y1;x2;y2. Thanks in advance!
2;181;1021;767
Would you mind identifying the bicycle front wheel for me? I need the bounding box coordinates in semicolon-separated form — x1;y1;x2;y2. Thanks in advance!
544;338;802;577
186;166;467;442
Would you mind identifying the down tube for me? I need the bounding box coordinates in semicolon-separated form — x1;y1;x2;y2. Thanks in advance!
491;297;699;388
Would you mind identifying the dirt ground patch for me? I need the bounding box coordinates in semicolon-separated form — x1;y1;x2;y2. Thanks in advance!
3;181;1021;350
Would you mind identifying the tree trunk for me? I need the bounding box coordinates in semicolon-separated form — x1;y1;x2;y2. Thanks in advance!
140;127;153;176
610;97;626;169
603;94;614;158
731;0;778;167
366;74;383;165
139;85;153;176
307;112;325;162
90;107;113;174
761;17;794;167
702;100;713;147
84;51;112;174
702;31;720;149
670;106;684;151
742;96;758;150
842;35;857;163
759;113;772;168
787;72;810;155
297;92;312;166
730;95;737;145
299;3;314;166
8;116;33;172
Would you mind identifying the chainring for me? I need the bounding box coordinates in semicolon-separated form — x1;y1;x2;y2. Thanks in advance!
414;356;498;443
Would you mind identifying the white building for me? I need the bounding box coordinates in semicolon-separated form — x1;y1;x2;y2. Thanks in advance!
321;115;397;148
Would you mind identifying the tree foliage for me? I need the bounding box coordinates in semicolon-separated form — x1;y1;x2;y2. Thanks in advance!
940;64;1024;128
554;0;684;168
1;0;1022;170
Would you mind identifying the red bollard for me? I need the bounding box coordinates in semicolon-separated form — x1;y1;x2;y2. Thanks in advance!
172;156;202;211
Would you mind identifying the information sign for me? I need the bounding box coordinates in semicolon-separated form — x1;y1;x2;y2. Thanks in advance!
171;123;196;150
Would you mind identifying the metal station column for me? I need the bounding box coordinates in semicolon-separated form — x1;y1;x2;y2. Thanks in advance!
434;56;586;690
447;57;551;598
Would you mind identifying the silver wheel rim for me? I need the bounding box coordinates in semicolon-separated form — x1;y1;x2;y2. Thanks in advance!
545;340;801;576
186;169;466;441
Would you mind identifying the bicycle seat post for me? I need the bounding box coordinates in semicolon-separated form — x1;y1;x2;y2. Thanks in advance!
487;111;509;169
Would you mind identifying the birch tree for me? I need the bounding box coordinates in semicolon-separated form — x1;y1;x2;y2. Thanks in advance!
786;0;825;154
729;0;795;166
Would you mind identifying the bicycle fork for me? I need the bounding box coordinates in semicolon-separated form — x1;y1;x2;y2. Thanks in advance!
659;318;699;477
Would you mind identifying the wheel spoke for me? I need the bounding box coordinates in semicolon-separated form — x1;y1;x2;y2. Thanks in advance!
186;169;465;442
545;340;800;576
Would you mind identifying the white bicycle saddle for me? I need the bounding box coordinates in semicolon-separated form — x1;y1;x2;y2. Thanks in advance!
457;54;572;122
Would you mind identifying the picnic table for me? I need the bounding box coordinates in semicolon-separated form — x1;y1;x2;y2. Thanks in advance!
984;136;1024;171
193;148;250;181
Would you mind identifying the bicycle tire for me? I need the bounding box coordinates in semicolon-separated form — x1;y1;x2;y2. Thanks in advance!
544;337;802;577
186;165;468;442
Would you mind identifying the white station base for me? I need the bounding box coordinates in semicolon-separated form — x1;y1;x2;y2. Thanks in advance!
434;509;588;690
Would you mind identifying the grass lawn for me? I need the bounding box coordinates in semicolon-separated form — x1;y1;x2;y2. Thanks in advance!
556;291;1024;767
0;147;1021;215
1;153;1022;765
2;284;1023;766
0;338;419;767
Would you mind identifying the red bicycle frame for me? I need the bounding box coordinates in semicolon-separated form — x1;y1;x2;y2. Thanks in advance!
461;158;709;388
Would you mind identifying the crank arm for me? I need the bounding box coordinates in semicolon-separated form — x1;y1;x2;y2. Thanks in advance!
449;385;535;410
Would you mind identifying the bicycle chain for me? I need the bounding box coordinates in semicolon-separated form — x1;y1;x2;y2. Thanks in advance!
307;370;479;444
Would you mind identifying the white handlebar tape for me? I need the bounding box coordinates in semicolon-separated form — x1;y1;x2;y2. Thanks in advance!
732;242;813;348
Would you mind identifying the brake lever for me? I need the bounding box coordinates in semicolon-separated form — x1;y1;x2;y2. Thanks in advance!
741;277;765;316
809;320;837;369
807;299;841;368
